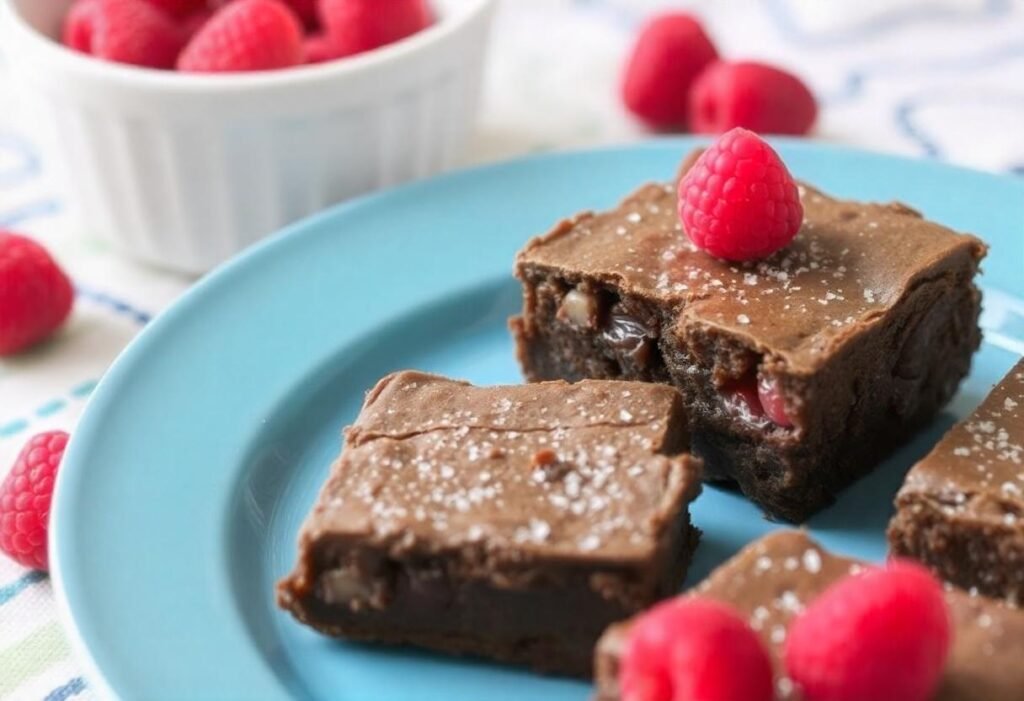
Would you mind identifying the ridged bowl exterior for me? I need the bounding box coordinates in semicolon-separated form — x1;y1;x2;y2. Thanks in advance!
1;0;494;273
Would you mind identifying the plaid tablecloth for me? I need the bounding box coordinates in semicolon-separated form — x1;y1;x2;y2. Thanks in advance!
2;0;1023;698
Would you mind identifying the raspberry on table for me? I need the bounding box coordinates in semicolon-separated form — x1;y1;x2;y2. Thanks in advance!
63;0;187;70
620;597;774;701
784;560;952;701
621;13;718;129
0;232;74;356
677;128;803;261
178;0;305;72
690;60;818;136
0;431;70;571
318;0;433;56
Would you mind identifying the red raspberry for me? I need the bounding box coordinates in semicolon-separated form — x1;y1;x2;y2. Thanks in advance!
784;560;951;701
141;0;206;17
721;374;793;427
678;128;803;261
281;0;319;27
621;13;718;129
180;7;215;39
62;0;186;70
757;374;793;427
178;0;304;72
303;33;351;63
0;232;74;356
722;377;764;423
318;0;432;56
621;597;774;701
0;431;69;571
690;61;818;136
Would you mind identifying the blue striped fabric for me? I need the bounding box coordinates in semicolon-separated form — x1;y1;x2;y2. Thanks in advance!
0;571;46;607
42;677;86;701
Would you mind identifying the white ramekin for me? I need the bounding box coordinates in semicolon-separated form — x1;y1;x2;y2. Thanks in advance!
0;0;495;273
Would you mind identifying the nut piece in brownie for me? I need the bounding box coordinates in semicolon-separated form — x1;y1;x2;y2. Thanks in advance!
889;358;1024;603
276;371;702;677
594;531;1024;701
512;157;985;522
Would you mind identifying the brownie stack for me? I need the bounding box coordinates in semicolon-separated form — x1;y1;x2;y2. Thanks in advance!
890;358;1024;602
278;371;702;676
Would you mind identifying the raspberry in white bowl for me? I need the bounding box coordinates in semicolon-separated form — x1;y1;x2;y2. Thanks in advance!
60;0;437;74
0;0;494;272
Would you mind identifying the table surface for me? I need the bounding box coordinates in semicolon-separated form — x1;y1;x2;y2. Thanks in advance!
2;1;1024;699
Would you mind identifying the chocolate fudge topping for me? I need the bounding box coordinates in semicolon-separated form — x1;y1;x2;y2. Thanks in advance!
517;182;980;372
594;531;1024;701
890;358;1024;602
278;371;703;676
513;158;985;521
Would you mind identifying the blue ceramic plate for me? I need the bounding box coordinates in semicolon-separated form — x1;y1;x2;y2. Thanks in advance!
52;140;1024;700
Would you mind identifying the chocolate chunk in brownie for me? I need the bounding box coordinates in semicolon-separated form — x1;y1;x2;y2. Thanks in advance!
594;531;1024;701
512;155;986;522
889;358;1024;603
276;371;702;677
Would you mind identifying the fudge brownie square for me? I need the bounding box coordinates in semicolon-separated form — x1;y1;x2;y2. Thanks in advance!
889;358;1024;603
276;371;702;677
512;157;986;522
594;531;1024;701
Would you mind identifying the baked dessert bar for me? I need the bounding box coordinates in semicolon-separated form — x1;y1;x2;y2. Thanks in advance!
594;530;1024;701
512;157;985;521
889;357;1024;603
277;371;702;677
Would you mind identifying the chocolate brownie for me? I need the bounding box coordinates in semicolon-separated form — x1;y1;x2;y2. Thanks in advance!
512;155;986;521
277;371;702;677
889;358;1024;603
594;531;1024;701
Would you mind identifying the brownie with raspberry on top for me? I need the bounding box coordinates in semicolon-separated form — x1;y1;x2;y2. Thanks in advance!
889;357;1024;603
277;371;702;677
594;531;1024;701
511;131;986;522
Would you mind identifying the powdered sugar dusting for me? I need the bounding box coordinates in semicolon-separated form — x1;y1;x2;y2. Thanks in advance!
525;181;969;365
933;361;1024;502
326;373;690;557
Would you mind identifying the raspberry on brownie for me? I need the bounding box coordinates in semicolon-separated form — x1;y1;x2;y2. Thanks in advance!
620;597;774;701
889;357;1024;603
784;560;951;701
277;371;702;677
511;148;986;522
678;129;803;261
594;531;1024;701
